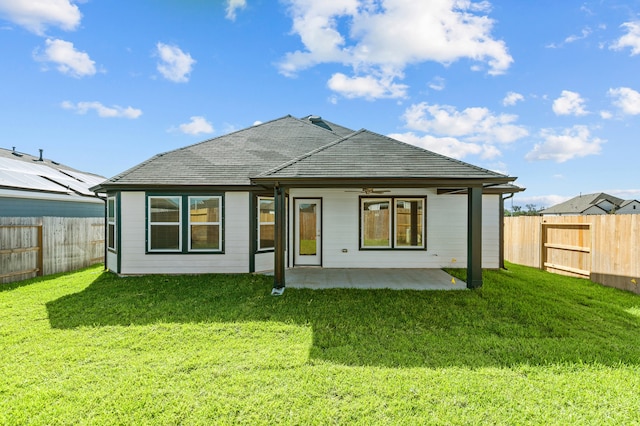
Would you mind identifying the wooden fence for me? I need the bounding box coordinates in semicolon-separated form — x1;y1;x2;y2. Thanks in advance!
0;217;104;284
504;215;640;294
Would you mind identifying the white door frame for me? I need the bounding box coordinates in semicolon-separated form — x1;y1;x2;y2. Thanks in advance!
293;198;322;266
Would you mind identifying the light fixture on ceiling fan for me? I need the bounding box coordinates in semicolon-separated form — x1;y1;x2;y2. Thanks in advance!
345;188;391;195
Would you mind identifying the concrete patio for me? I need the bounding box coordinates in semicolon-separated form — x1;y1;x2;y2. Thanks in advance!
269;268;467;290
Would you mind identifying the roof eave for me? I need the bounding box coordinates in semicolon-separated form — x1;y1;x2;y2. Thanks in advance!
250;176;516;188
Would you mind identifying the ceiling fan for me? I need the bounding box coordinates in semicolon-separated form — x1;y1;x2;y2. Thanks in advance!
345;188;391;195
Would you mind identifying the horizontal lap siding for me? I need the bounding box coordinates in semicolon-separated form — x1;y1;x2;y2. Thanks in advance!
255;251;274;272
119;191;249;274
289;189;500;269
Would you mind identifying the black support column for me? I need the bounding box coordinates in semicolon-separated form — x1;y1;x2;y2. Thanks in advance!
273;184;286;292
467;186;483;288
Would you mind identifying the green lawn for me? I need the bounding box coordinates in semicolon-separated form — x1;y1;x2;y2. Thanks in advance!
1;263;639;425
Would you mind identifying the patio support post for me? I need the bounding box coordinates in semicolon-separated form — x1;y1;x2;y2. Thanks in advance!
273;184;286;293
467;186;483;288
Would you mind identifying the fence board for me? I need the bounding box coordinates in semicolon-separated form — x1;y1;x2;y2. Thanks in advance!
1;217;104;284
505;215;640;294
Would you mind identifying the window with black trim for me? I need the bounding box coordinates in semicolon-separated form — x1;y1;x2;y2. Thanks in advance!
360;197;425;249
107;196;116;251
189;196;222;251
147;194;223;253
257;196;275;251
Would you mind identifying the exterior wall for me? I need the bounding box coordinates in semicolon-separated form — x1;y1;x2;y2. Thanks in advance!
117;191;250;274
583;205;607;215
106;250;118;273
287;188;500;269
255;251;274;272
617;201;640;214
0;195;103;217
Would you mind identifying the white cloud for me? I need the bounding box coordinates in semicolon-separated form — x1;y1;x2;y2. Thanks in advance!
34;38;96;78
179;116;214;135
599;110;613;119
525;125;604;163
279;0;512;99
61;101;142;119
402;102;528;143
564;27;592;44
0;0;81;35
608;87;640;115
552;90;588;116
388;132;487;160
610;21;640;56
225;0;246;21
428;76;445;91
503;91;524;106
156;42;196;83
327;72;408;100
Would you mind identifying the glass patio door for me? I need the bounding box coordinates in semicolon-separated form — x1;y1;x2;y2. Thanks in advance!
294;198;322;266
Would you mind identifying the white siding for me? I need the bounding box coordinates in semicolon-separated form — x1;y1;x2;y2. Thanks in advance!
255;251;274;272
617;201;640;214
106;250;117;273
118;191;250;274
288;188;501;269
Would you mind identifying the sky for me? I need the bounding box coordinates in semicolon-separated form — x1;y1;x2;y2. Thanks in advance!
1;0;640;210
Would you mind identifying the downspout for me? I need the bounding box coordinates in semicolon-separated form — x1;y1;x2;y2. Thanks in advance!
500;192;515;270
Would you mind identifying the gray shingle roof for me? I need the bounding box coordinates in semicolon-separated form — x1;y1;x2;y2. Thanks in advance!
541;192;625;214
257;129;509;180
95;114;516;191
99;115;345;187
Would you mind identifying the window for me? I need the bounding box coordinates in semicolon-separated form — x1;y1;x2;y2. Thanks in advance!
189;196;221;251
148;196;181;251
107;196;116;251
258;196;275;250
360;197;425;249
361;199;391;248
395;199;424;248
147;194;223;253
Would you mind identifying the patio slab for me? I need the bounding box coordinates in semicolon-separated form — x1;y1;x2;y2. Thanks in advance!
276;268;467;290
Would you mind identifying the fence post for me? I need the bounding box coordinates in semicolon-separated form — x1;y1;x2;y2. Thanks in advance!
37;224;43;276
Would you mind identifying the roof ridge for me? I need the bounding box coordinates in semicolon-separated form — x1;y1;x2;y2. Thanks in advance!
257;129;364;177
292;114;354;136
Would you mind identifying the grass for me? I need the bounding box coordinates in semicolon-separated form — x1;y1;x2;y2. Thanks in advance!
1;263;640;424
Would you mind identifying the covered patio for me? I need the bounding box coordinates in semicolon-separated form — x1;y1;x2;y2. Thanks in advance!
270;268;466;291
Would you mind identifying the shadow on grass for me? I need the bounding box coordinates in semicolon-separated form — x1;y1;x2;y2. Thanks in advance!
45;266;640;369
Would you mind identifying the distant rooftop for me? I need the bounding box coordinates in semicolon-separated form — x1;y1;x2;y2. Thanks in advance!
0;147;105;197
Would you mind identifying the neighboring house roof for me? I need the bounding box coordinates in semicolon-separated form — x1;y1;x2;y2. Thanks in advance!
0;147;105;200
94;114;518;191
541;192;626;215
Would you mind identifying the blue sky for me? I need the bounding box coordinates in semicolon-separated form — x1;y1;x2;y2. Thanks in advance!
1;0;640;209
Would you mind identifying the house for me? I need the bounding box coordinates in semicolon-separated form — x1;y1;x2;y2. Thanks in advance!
0;147;105;217
540;192;639;216
617;199;640;215
91;115;522;290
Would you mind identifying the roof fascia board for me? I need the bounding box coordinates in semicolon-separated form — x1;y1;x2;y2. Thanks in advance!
251;176;515;188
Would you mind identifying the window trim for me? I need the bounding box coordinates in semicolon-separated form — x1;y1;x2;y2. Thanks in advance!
146;193;224;254
188;195;222;253
393;198;425;249
147;195;182;253
107;196;116;252
359;196;427;250
257;196;275;252
360;198;392;249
